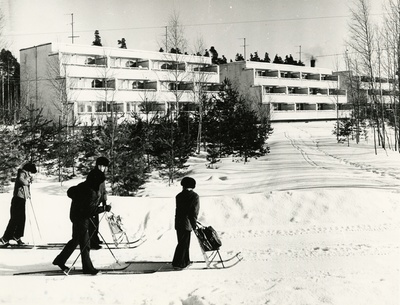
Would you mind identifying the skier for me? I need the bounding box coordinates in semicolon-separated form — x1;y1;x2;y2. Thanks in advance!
52;168;111;275
0;162;37;247
88;156;109;250
172;177;200;270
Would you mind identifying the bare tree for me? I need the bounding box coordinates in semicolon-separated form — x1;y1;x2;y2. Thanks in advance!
46;54;76;129
348;0;382;153
162;9;189;115
383;0;400;151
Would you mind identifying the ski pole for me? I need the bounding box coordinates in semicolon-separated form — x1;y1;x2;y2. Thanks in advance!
68;212;110;275
29;198;42;240
26;202;36;246
93;216;120;264
67;221;99;276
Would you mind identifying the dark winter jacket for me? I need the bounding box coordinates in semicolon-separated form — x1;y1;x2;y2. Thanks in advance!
87;167;108;205
175;189;200;231
13;169;32;200
67;171;106;222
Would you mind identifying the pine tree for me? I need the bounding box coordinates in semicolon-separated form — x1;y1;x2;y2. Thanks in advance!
92;30;102;46
0;126;22;191
333;118;353;146
77;123;104;175
17;107;53;163
204;79;271;164
43;124;79;182
150;112;196;185
231;102;268;162
110;117;148;196
118;38;127;49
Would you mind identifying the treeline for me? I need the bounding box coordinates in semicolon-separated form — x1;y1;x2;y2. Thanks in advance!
0;80;273;195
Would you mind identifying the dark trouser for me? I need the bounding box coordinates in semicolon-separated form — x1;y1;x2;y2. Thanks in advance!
88;214;101;246
172;229;191;268
53;219;96;272
3;197;26;241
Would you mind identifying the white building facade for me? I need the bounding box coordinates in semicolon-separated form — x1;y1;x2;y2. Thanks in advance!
20;43;220;125
220;61;350;121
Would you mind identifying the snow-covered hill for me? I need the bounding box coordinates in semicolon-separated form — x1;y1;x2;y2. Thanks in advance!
0;121;399;305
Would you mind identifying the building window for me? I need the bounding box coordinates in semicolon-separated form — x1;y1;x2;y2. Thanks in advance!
85;57;95;65
132;81;145;89
95;102;108;113
77;102;94;113
126;60;137;67
94;102;124;113
139;102;164;113
78;103;86;113
126;102;136;113
168;83;178;90
91;79;116;89
179;102;198;112
119;80;128;90
85;56;107;66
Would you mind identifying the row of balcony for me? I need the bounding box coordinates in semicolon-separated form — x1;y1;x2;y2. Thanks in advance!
69;77;221;92
255;69;338;81
65;54;219;74
263;86;346;96
272;102;351;112
76;100;199;114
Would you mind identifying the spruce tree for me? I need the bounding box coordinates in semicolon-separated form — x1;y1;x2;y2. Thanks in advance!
77;123;104;175
150;112;196;185
92;30;102;46
17;107;53;163
0;126;22;191
110;117;148;196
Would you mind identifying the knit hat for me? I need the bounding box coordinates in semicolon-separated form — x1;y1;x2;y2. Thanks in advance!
181;177;196;189
96;156;110;167
22;162;37;174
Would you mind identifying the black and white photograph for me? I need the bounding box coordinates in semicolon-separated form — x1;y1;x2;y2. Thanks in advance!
0;0;398;304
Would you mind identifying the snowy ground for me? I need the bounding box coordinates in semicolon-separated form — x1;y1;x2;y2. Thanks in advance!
0;121;399;305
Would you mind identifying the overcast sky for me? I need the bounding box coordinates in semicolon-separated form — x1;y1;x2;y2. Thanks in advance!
1;0;385;70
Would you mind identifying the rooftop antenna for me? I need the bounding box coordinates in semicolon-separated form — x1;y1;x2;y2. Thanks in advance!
297;45;302;63
68;13;79;43
239;38;249;61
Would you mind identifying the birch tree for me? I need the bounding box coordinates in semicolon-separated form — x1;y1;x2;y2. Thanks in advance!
348;0;383;153
383;0;400;151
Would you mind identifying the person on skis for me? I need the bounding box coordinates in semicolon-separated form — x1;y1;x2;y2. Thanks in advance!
172;177;200;270
0;162;37;247
88;156;109;249
52;167;111;275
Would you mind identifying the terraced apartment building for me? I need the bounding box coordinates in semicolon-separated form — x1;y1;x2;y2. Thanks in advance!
220;61;350;121
20;42;352;124
20;42;220;125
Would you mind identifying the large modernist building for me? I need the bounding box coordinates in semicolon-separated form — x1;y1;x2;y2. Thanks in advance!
220;61;350;121
20;43;220;125
20;42;351;124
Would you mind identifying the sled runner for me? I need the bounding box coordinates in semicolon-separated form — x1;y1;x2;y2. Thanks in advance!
194;221;240;268
36;235;146;250
106;211;131;247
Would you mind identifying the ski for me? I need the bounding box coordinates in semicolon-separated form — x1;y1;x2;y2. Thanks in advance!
14;262;132;276
0;244;36;250
0;235;147;250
